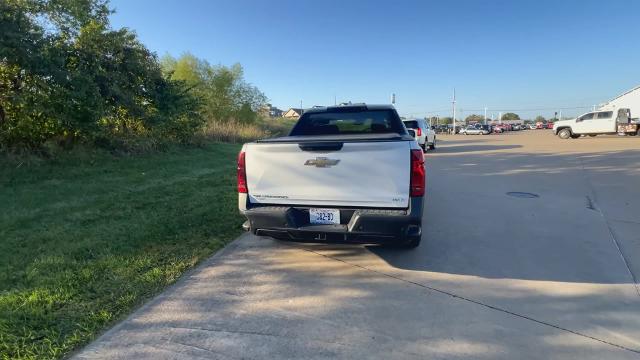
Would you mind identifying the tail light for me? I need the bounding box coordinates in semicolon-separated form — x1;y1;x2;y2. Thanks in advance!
416;127;422;136
410;149;425;197
237;151;248;193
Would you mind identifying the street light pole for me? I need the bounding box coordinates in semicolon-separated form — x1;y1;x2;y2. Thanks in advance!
452;89;456;135
484;107;488;125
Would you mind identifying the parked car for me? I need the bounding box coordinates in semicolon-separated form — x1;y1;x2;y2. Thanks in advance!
493;124;507;132
402;119;436;151
480;124;493;133
238;104;425;248
529;124;537;130
463;126;489;135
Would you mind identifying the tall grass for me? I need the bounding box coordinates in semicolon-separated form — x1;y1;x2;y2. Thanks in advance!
199;118;296;143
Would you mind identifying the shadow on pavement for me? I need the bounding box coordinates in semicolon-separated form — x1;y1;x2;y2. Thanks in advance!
370;148;640;285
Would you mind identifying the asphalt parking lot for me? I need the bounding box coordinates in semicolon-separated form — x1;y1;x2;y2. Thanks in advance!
76;131;640;359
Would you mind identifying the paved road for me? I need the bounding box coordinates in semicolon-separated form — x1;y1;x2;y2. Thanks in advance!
76;131;640;359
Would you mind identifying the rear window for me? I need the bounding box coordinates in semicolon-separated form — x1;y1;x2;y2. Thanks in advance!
403;120;419;129
290;109;405;136
596;111;613;119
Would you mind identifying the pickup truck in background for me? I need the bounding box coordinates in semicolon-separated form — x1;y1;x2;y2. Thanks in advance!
553;108;638;139
237;104;425;248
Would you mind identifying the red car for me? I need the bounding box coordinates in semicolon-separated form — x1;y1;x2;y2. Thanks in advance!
546;122;554;129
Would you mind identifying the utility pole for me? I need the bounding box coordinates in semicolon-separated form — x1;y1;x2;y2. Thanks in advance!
334;95;336;106
451;89;456;135
391;93;396;105
484;107;488;125
300;100;303;110
499;112;502;124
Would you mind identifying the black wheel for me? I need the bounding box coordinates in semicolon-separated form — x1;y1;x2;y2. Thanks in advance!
399;236;421;249
558;128;572;139
429;137;436;150
420;143;427;153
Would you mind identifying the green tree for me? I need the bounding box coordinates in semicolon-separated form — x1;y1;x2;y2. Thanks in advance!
0;0;205;149
465;114;484;124
438;117;453;125
501;112;520;120
161;53;267;125
534;115;546;123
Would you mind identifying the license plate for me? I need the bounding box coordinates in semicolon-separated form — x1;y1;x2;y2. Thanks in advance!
309;208;340;225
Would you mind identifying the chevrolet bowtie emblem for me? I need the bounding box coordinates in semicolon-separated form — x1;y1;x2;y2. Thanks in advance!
304;157;340;168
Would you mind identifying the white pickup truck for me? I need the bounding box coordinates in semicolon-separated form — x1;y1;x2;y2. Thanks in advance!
237;104;425;248
553;108;638;138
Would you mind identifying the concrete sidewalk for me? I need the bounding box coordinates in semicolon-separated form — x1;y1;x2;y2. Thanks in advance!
75;132;640;359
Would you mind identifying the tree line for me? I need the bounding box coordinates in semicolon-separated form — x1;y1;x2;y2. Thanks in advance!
0;0;266;153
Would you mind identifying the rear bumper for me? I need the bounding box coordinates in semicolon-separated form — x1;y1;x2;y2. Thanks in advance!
242;197;423;244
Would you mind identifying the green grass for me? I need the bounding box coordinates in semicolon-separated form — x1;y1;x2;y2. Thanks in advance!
0;143;244;359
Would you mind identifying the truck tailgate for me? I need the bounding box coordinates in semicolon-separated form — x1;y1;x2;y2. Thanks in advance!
245;141;411;208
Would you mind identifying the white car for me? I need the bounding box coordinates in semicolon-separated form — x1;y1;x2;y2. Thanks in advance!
402;119;436;151
238;104;425;248
462;126;489;135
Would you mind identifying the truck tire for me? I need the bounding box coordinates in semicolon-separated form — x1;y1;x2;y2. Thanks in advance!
558;128;572;139
429;137;436;150
401;236;421;249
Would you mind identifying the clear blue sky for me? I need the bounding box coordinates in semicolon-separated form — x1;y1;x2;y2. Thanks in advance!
109;0;640;119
